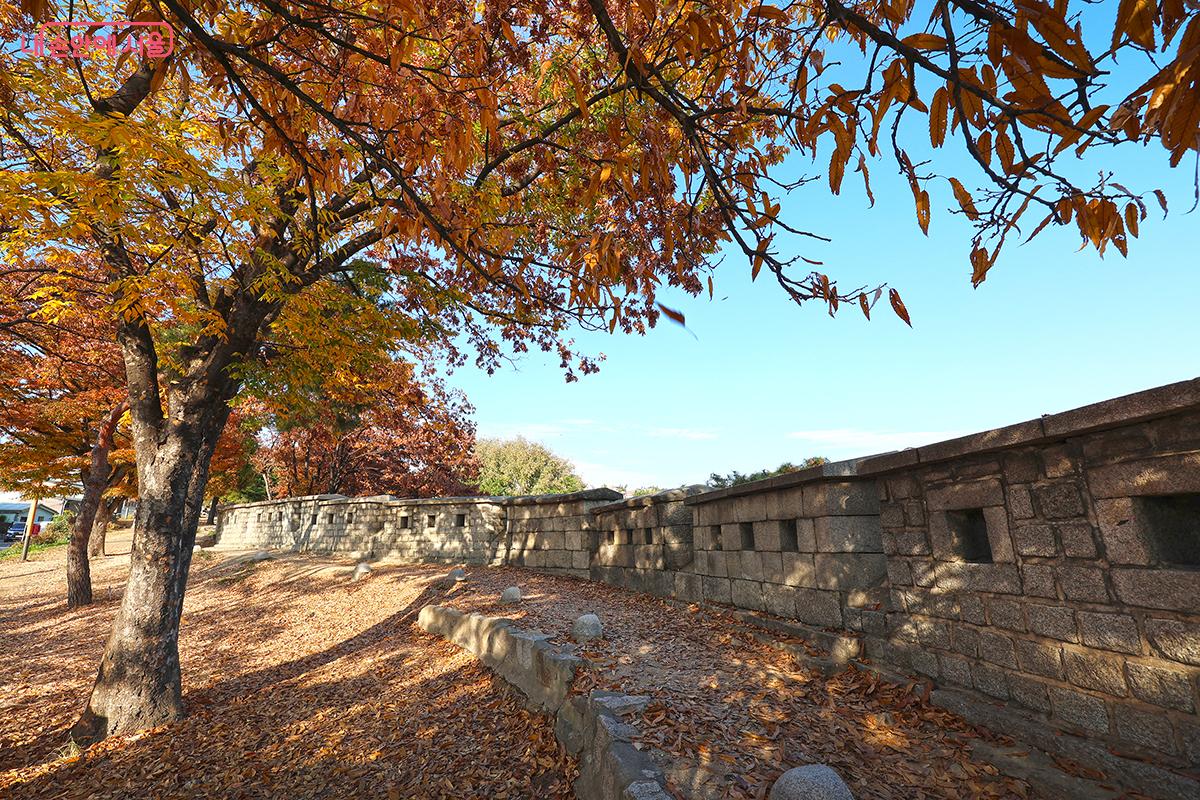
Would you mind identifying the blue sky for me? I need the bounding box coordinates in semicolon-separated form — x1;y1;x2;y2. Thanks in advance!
449;40;1200;489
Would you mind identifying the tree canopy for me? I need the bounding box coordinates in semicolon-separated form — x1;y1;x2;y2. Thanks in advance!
474;437;587;496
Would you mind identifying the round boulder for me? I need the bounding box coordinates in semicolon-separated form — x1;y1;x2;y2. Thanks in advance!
572;613;604;644
351;562;373;581
448;567;467;582
769;765;853;800
500;585;522;604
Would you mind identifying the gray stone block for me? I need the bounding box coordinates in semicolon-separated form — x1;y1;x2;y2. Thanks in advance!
762;583;798;618
731;579;766;611
1021;564;1057;599
1125;661;1195;712
1144;618;1200;666
760;551;784;584
939;653;973;687
1008;674;1051;712
1058;566;1109;603
1112;568;1200;613
792;589;844;628
925;478;1004;511
1078;610;1142;654
1059;523;1099;559
1034;482;1086;519
814;516;883;553
813;553;887;591
1027;604;1079;643
986;597;1026;631
1007;484;1035;519
1049;687;1110;734
1063;650;1128;696
1115;703;1176;754
701;576;732;605
1012;523;1058;557
979;631;1018;669
1015;639;1065;679
736;550;764;581
972;662;1009;699
803;481;879;517
780;552;817;588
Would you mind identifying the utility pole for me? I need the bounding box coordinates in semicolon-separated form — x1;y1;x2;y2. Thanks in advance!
20;493;40;562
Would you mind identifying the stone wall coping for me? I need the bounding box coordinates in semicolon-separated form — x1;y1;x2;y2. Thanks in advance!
220;488;623;513
858;376;1200;475
590;485;709;515
683;457;875;506
505;488;623;506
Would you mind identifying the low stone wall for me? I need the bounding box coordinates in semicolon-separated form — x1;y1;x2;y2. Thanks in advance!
215;378;1200;796
417;605;673;800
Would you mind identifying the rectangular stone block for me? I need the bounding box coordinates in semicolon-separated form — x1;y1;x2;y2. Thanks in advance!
1063;650;1128;696
1113;568;1200;613
1007;484;1035;519
939;654;973;687
925;478;1003;511
701;576;732;605
1087;453;1200;498
979;630;1018;669
1009;674;1051;712
1125;661;1195;712
674;572;702;603
1144;618;1200;666
735;550;764;581
813;553;887;591
1114;703;1176;754
791;588;844;628
972;662;1009;699
1015;639;1065;679
780;552;817;588
1021;564;1057;599
1049;687;1111;734
1026;604;1079;643
1058;566;1109;603
763;487;805;520
760;551;784;584
731;579;765;611
752;519;787;551
803;481;879;517
814;516;883;553
762;583;798;618
1078;610;1142;654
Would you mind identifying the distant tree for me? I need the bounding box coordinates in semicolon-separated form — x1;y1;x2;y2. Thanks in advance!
474;438;585;496
631;486;663;497
708;457;828;489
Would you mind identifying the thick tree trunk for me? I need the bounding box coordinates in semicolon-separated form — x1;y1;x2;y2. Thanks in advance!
89;498;115;558
70;413;226;744
68;402;128;609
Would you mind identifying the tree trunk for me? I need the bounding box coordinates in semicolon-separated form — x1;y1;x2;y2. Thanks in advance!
20;496;39;561
89;498;115;558
68;402;128;609
205;495;218;526
70;412;226;744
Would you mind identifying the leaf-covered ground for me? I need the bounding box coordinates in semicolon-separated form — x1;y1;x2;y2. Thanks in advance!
0;537;575;799
1;541;1127;799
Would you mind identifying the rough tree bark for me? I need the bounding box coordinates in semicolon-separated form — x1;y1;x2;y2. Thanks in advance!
67;401;129;609
70;294;273;743
88;497;117;558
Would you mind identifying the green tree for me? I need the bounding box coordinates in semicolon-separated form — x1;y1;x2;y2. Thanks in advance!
708;457;828;489
474;438;585;496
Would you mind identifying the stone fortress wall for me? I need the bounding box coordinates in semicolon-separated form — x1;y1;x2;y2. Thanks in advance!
216;378;1200;790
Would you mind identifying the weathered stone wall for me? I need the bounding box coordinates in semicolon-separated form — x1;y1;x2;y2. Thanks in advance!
589;486;704;599
500;491;621;579
684;464;885;632
859;379;1200;768
214;379;1200;790
215;494;509;564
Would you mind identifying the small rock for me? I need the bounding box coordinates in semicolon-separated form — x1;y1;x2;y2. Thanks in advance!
249;551;273;563
352;562;373;581
448;567;467;582
572;613;604;643
500;586;522;604
769;765;853;800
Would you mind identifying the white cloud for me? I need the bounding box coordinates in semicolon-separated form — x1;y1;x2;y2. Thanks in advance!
785;428;966;455
647;427;719;441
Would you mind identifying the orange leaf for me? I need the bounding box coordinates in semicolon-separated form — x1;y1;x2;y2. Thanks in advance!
888;288;912;326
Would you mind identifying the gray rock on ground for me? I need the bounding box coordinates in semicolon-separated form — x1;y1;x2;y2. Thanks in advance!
500;585;522;604
769;765;854;800
352;562;373;581
448;567;467;582
249;551;273;563
572;613;604;643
